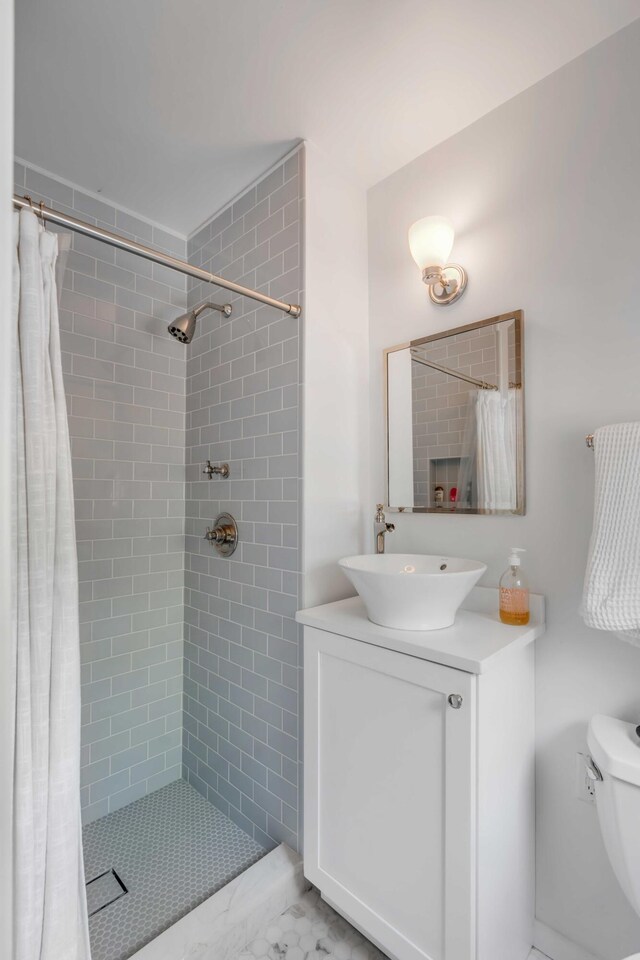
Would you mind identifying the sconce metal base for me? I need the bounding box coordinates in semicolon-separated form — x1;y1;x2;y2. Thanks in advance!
427;263;467;305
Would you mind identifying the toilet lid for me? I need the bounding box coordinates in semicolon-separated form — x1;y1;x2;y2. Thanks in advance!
588;715;640;786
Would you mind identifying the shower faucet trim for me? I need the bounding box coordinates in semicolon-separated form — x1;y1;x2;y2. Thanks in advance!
203;460;230;479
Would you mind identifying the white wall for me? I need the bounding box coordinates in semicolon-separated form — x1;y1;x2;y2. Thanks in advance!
368;21;640;960
303;141;370;608
0;0;14;955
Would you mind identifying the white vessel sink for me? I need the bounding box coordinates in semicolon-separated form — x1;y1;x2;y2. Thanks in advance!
338;553;487;630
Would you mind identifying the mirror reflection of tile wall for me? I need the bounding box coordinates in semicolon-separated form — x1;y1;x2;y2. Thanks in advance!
411;326;518;509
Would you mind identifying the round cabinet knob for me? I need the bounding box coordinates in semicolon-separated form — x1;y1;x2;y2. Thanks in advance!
448;694;463;709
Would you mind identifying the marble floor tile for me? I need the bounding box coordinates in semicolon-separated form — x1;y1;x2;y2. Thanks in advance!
235;887;388;960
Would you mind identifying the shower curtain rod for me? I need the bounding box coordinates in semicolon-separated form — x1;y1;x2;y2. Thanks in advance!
410;348;498;391
12;194;302;319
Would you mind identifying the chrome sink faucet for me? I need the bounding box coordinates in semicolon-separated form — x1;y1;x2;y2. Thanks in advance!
374;503;395;554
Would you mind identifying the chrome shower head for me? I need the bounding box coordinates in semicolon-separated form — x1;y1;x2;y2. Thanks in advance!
168;310;197;344
168;301;232;345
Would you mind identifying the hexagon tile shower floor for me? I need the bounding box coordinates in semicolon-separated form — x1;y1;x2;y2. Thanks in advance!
82;779;266;960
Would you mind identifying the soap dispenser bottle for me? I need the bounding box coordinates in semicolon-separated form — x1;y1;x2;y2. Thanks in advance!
499;548;530;625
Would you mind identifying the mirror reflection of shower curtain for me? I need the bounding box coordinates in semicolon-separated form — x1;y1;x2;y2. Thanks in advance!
456;388;519;512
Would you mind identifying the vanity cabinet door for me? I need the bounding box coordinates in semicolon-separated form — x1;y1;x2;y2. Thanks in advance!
304;626;476;960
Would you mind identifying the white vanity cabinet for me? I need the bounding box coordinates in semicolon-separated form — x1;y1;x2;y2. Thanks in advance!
297;589;545;960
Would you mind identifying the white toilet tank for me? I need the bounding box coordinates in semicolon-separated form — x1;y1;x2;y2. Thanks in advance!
588;714;640;917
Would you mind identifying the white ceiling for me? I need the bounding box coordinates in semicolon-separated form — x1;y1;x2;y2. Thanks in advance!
15;0;640;236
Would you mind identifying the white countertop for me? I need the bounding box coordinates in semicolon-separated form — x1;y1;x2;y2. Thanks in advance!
296;586;545;675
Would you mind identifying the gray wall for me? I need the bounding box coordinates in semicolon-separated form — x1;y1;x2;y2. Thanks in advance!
14;162;188;823
368;21;640;958
182;150;303;850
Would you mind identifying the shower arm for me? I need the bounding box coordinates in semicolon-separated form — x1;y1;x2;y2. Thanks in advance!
194;302;232;320
12;194;302;319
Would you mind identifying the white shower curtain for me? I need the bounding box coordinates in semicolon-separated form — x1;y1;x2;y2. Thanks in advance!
475;389;517;511
12;209;91;960
456;388;518;512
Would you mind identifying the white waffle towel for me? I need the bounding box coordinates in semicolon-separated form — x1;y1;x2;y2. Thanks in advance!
582;422;640;644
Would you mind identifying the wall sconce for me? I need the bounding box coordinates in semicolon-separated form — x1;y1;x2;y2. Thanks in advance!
408;215;467;305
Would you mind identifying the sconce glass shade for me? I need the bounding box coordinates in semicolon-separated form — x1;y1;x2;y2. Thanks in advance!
408;216;455;271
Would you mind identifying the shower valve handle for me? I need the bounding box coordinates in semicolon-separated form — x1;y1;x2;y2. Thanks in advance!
203;460;229;479
203;513;239;558
204;524;233;545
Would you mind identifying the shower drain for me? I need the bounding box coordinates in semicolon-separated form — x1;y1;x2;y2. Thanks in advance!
86;868;128;917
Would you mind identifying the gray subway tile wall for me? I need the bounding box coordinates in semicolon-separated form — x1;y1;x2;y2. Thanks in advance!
182;149;304;850
15;163;188;823
15;150;305;849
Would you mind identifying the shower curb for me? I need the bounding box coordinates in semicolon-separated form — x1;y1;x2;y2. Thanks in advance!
129;844;307;960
